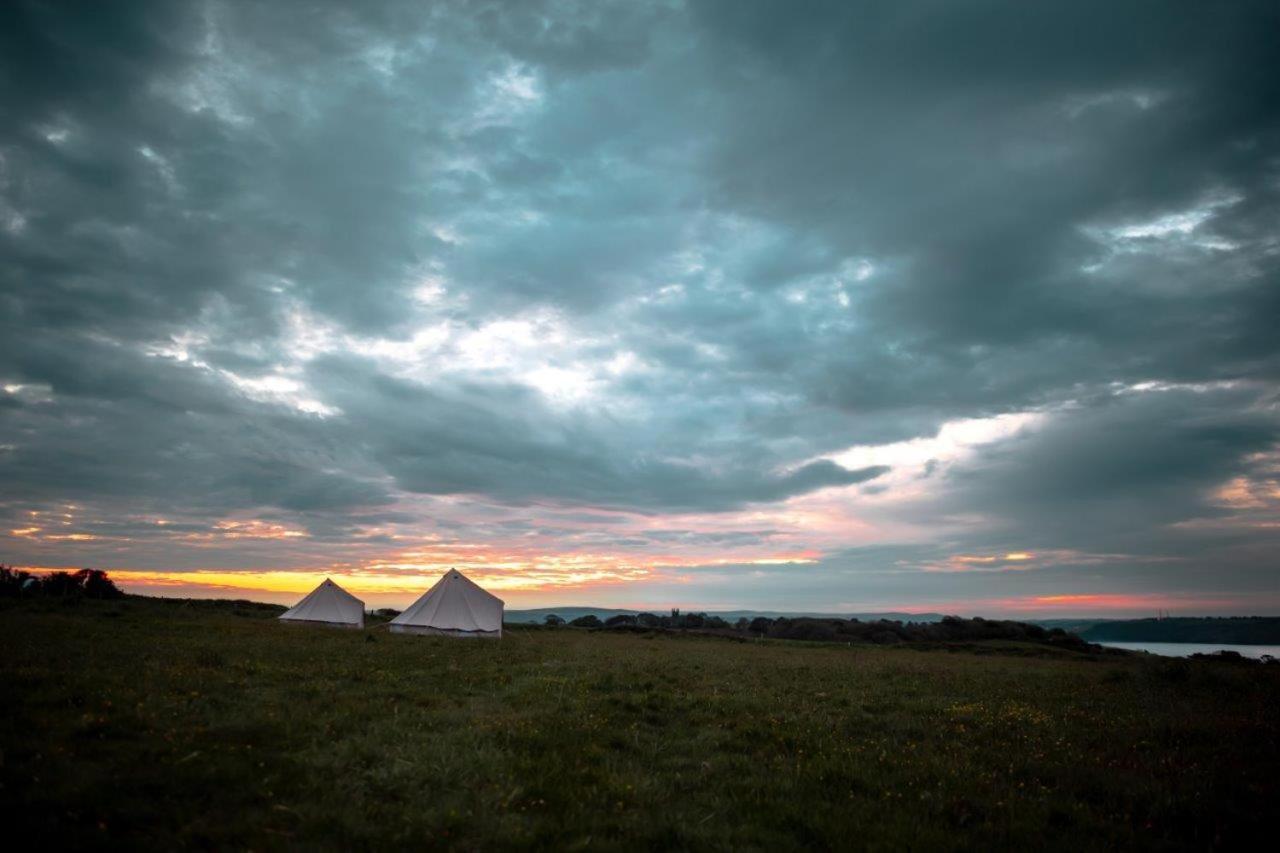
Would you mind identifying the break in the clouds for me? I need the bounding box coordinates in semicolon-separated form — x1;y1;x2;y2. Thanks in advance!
2;0;1278;613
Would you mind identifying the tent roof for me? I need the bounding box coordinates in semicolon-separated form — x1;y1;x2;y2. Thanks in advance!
280;578;364;625
390;569;503;633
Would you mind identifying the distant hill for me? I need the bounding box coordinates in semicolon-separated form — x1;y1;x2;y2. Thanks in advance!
1080;617;1280;644
1028;618;1113;634
505;609;1140;628
505;607;950;624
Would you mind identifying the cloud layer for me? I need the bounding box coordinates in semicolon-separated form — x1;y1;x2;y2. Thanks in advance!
2;1;1278;612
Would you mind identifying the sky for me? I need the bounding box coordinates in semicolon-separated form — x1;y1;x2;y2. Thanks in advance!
2;1;1279;616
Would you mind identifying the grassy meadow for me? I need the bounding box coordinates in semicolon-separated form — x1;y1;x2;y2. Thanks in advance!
2;597;1278;850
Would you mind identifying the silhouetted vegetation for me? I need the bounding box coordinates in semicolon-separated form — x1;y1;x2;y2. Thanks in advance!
576;608;1100;652
168;597;285;617
0;566;123;599
1189;649;1278;665
1081;616;1280;644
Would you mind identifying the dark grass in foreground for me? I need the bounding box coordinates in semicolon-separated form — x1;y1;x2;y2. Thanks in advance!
2;598;1277;850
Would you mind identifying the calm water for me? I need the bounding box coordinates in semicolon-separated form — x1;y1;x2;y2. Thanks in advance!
1098;641;1280;659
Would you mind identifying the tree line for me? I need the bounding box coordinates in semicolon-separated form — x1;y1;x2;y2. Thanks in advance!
0;565;124;599
539;610;1098;650
1081;617;1280;645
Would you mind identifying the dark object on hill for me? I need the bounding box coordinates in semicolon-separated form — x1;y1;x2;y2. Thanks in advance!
758;614;1098;650
1081;617;1280;645
543;614;565;627
570;614;602;628
0;566;124;599
1188;650;1277;665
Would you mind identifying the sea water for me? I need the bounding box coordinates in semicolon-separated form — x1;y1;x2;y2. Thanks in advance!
1097;641;1280;659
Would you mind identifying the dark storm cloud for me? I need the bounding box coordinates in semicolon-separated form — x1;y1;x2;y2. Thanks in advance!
305;353;887;511
676;0;1280;413
1;1;1278;606
0;332;393;514
937;386;1280;548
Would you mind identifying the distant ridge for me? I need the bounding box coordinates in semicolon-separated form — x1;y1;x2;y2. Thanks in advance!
505;607;951;624
121;596;1274;637
1080;617;1280;645
504;608;1127;631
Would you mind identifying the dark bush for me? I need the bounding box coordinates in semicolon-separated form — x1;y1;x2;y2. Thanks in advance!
78;570;124;599
0;565;34;596
768;618;839;642
2;567;124;599
514;601;1092;651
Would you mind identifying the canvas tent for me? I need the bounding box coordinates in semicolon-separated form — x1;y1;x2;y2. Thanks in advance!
389;569;504;638
279;578;365;629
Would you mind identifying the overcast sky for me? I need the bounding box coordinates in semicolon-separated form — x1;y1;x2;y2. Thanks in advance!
2;0;1278;614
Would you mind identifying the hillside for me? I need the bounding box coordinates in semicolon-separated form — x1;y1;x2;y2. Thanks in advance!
1081;617;1280;644
506;606;949;624
3;597;1278;849
508;608;1116;633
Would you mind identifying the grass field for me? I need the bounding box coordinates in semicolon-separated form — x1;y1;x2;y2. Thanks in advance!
3;597;1278;850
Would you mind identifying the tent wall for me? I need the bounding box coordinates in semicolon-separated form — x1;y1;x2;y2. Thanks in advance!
389;624;501;638
279;578;366;628
281;618;363;629
388;569;505;637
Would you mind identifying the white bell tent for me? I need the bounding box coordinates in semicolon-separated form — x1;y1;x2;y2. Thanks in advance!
279;578;365;629
389;569;504;638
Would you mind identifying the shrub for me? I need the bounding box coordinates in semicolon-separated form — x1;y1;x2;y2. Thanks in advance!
678;612;706;629
768;619;839;642
4;568;124;599
0;565;34;596
77;569;125;599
